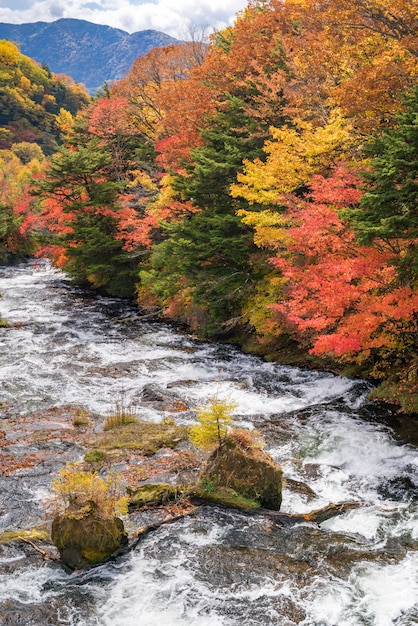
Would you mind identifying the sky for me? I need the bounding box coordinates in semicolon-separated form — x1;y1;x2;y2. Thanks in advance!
0;0;250;38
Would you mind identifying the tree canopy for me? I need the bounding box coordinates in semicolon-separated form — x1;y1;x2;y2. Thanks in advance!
3;0;418;411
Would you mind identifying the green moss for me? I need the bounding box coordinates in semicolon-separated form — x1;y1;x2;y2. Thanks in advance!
0;529;48;544
0;318;9;328
128;483;188;510
81;547;113;564
230;331;337;371
200;441;283;509
51;504;128;569
84;449;108;463
193;485;260;510
95;418;188;456
369;379;418;415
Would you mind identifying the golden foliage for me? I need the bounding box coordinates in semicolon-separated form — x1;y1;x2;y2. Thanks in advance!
237;209;293;250
190;397;237;451
231;110;353;204
51;462;128;519
240;274;287;342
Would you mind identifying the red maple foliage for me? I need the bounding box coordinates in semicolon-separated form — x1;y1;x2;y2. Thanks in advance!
270;165;418;361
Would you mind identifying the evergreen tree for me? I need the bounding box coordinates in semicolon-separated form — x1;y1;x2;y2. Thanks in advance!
343;86;418;284
174;95;265;211
146;95;272;333
34;125;139;297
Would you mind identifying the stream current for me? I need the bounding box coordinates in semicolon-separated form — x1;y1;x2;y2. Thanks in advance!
0;261;417;626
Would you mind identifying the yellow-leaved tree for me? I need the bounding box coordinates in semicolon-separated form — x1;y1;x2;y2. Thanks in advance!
190;397;237;451
229;109;355;346
231;109;353;205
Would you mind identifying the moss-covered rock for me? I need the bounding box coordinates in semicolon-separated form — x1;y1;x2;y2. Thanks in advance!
51;500;128;570
84;449;108;464
128;483;188;510
192;485;260;510
199;440;283;510
94;418;188;457
0;529;48;545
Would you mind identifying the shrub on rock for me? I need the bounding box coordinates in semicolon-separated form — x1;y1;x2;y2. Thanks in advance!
190;396;236;450
50;463;128;569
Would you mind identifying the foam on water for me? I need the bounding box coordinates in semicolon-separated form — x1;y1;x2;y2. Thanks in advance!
321;505;392;541
97;522;229;626
269;407;418;504
303;551;418;626
307;415;412;481
98;560;225;626
95;517;304;626
356;552;418;625
95;515;418;626
0;563;67;604
0;261;366;420
171;372;360;418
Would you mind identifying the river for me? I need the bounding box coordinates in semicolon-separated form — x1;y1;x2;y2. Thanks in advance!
0;260;417;626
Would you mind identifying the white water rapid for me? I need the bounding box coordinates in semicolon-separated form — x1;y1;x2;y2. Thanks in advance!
0;261;417;626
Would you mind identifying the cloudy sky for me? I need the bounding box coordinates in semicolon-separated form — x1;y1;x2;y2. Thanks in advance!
0;0;250;37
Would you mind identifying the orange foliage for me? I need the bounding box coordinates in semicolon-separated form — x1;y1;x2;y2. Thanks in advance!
112;42;208;142
269;166;418;360
156;1;294;170
278;0;417;132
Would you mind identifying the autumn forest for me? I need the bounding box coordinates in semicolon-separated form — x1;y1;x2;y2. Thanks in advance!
0;0;417;412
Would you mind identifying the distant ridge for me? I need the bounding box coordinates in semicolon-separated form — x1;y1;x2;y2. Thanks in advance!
0;18;179;92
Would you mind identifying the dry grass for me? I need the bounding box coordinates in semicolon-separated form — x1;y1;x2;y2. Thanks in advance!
103;393;139;431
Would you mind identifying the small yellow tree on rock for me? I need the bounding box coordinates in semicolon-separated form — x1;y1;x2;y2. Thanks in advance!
50;463;129;570
190;396;237;451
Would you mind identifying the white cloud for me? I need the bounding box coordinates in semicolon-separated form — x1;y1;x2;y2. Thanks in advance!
0;0;249;37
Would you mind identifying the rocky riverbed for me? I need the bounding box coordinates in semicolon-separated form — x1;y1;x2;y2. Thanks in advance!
1;261;418;625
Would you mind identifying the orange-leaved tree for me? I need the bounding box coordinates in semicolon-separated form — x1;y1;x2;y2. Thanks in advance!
268;166;418;366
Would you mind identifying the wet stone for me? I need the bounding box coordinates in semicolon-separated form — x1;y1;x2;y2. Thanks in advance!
0;596;96;625
377;474;418;502
199;440;283;509
51;502;128;570
140;383;189;412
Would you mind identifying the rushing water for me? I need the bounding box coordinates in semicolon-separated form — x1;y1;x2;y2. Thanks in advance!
0;261;417;626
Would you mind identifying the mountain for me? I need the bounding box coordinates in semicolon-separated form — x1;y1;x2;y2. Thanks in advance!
0;18;179;92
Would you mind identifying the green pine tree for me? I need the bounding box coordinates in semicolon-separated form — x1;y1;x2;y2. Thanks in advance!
34;127;140;297
145;95;274;333
343;86;418;284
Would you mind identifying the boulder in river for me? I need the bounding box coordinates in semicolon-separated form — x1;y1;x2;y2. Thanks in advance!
51;500;128;570
140;383;189;412
199;438;283;510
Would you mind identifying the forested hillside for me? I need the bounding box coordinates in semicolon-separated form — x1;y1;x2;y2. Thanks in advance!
0;39;90;259
1;0;417;412
0;39;89;151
